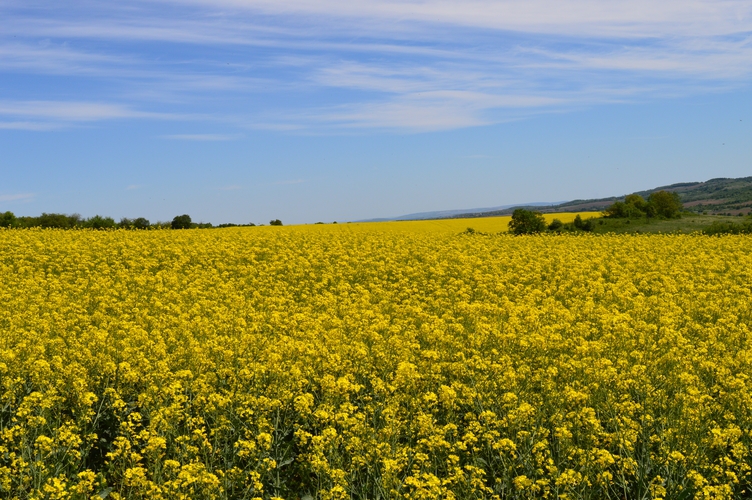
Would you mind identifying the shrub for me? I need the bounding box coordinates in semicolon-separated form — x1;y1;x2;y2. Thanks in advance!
703;221;752;235
647;190;683;218
508;209;547;235
132;218;150;230
548;219;563;231
38;213;80;228
604;194;648;219
172;214;192;229
0;211;17;228
84;215;116;229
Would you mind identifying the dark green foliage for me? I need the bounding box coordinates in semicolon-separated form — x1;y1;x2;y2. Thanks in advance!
703;220;752;235
132;218;150;229
0;211;17;227
118;217;150;229
216;222;256;228
605;191;682;220
547;218;563;231
171;214;192;229
604;194;648;219
508;209;546;235
624;194;648;211
36;213;80;228
83;215;116;229
572;215;595;232
647;190;683;218
269;219;283;226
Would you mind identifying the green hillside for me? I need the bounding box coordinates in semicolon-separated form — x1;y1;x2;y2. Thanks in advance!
457;176;752;218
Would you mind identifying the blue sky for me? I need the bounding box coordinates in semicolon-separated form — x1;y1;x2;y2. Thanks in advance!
1;0;751;224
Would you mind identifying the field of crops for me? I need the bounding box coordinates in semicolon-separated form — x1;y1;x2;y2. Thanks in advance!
1;221;751;499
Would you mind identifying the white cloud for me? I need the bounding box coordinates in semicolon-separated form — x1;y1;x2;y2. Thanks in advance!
0;100;172;121
0;193;34;202
2;0;752;132
162;133;240;141
163;0;752;38
293;90;564;131
0;121;62;130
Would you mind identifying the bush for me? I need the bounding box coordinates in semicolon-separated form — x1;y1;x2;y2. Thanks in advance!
604;191;683;220
647;190;683;218
0;211;17;228
509;209;547;235
573;215;595;232
703;221;752;235
548;219;563;231
604;194;648;219
84;215;116;229
269;219;283;226
172;214;192;229
132;218;150;230
37;213;80;228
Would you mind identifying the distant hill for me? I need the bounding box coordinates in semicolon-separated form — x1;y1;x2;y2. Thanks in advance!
359;201;566;222
451;176;752;219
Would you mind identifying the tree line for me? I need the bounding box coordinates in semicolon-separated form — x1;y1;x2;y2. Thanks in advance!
0;212;282;229
507;210;597;235
603;191;683;219
506;190;684;235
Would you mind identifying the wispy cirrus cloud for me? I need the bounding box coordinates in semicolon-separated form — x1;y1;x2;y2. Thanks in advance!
1;0;751;132
164;0;752;38
0;193;35;202
162;133;241;141
0;100;185;129
0;100;171;121
0;121;62;130
310;91;564;131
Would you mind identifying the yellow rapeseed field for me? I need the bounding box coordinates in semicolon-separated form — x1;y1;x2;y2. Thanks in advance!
1;222;751;499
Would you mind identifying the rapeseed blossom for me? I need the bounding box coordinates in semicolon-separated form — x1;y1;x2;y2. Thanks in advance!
0;223;750;499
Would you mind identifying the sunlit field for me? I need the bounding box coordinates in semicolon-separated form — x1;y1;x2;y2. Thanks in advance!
1;223;750;499
306;213;595;234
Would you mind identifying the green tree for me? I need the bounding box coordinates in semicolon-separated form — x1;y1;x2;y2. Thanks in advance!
84;215;116;229
132;217;150;230
647;190;682;218
624;194;648;211
572;214;595;231
548;218;563;231
508;209;546;235
0;211;17;228
269;219;283;226
38;213;79;228
604;194;648;219
171;214;192;229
